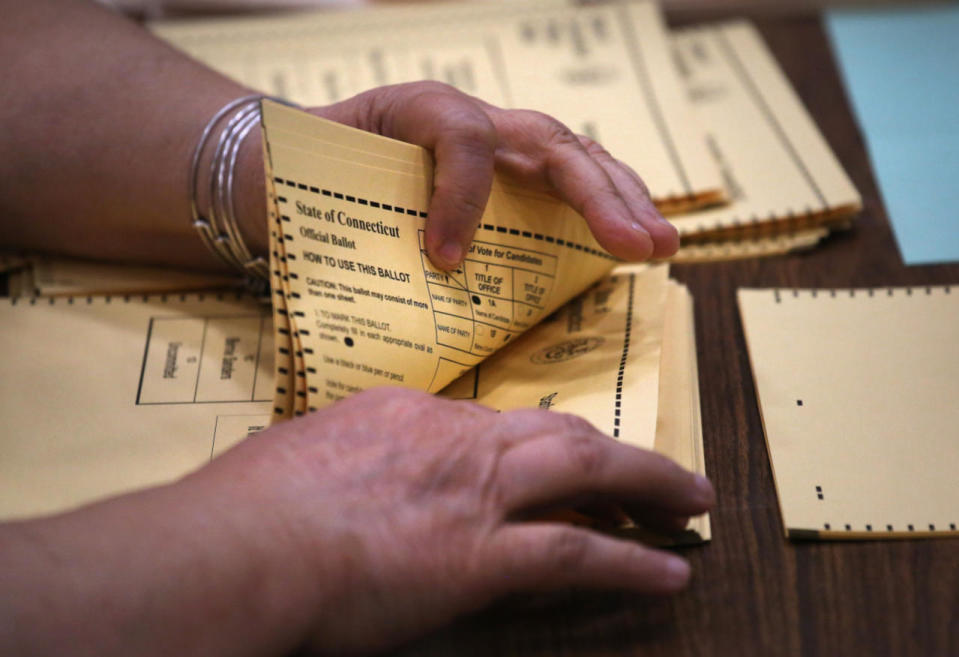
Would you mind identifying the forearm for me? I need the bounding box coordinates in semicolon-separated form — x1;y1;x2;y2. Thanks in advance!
0;0;268;270
0;475;312;657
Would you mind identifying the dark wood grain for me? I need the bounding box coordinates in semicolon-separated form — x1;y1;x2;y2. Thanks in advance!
389;13;959;657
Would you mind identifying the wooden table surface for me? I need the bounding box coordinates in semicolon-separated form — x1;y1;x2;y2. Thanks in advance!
391;11;959;657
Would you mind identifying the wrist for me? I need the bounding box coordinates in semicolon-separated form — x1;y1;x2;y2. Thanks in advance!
160;470;318;655
190;436;361;654
189;95;270;278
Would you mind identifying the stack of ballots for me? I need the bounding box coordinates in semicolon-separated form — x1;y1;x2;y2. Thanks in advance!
260;97;711;541
153;0;862;262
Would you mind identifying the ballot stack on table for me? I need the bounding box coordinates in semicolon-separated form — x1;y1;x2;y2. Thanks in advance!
260;98;709;540
9;0;956;544
152;0;863;261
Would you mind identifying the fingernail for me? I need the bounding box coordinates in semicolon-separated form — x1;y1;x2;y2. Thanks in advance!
663;556;691;589
438;241;463;268
627;222;655;260
694;474;715;506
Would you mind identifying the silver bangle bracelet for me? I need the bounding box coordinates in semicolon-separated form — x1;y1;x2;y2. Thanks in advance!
189;94;296;291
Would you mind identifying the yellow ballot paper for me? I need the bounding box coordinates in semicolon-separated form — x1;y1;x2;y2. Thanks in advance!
442;265;668;447
738;286;959;540
262;101;709;540
442;265;710;541
152;0;724;213
668;22;860;244
0;294;273;520
262;99;619;415
0;275;708;541
0;86;710;536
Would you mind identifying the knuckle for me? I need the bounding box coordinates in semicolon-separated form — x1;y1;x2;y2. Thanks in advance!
409;79;458;95
520;109;573;134
542;118;581;150
507;110;580;151
564;434;606;477
396;80;466;111
546;528;592;571
588;144;617;166
579;135;610;158
495;408;584;444
507;108;553;127
446;114;498;155
484;409;545;447
556;411;597;436
434;182;489;219
398;81;497;148
579;184;624;218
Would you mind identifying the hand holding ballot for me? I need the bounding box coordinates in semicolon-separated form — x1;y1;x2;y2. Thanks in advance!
0;3;676;274
312;81;678;269
0;1;703;655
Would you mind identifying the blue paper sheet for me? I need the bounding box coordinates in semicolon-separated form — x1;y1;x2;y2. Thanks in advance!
826;4;959;265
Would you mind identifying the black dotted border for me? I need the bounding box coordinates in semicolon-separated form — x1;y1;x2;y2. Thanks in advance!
773;286;953;304
276;176;427;218
820;521;957;533
273;176;615;262
611;273;635;439
8;291;250;306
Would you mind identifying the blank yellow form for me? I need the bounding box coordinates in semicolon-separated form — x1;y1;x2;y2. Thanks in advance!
739;286;959;539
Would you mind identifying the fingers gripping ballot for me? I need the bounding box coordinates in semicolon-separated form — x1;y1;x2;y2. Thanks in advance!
575;135;680;259
318;82;678;270
374;84;499;270
485;109;676;262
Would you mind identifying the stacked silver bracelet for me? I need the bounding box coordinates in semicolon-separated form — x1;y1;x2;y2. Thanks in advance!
189;94;293;293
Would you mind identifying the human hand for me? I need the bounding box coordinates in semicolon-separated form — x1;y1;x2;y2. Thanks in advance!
196;387;714;655
312;81;679;270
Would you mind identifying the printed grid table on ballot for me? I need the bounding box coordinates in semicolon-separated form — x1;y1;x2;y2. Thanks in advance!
136;313;274;405
418;230;557;358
